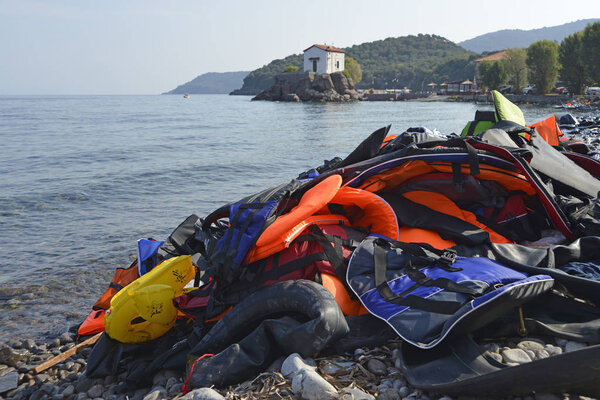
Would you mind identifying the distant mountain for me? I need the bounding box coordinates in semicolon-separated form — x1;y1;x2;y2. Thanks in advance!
232;34;472;95
458;19;599;52
164;71;250;94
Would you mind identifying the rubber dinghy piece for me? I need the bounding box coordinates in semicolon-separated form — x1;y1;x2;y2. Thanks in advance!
185;279;349;389
401;335;600;397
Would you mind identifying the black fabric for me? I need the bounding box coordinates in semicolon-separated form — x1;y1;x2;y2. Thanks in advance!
156;214;204;262
336;125;390;168
85;333;124;378
524;132;600;198
475;110;497;122
186;280;348;389
379;191;491;245
556;194;600;237
328;314;398;354
401;292;600;397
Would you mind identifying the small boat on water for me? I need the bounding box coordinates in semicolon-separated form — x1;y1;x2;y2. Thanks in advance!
183;94;190;99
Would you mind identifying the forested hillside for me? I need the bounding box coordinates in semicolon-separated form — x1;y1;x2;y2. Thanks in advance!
165;71;250;94
232;34;474;94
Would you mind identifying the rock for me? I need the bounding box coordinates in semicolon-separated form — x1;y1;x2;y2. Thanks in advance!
167;382;183;397
40;383;56;395
544;344;563;356
58;333;73;345
536;349;550;359
75;393;88;400
179;387;225;400
524;349;536;360
501;348;532;364
0;371;18;393
281;353;316;377
487;351;503;363
0;346;28;367
0;366;16;377
86;384;103;398
398;386;410;397
354;348;365;359
366;358;387;375
517;340;545;353
377;388;400;400
291;368;337;400
338;387;375;399
34;373;51;384
62;385;75;396
438;397;454;400
252;71;361;102
142;387;167;400
320;361;355;375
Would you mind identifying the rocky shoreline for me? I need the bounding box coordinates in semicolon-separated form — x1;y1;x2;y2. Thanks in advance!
252;71;363;103
1;329;596;400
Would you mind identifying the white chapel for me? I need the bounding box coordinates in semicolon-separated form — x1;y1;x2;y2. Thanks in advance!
303;44;345;74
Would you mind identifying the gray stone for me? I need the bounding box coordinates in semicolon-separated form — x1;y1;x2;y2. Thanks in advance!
394;357;403;369
0;346;28;367
179;387;225;400
58;333;73;345
501;348;532;364
86;384;103;398
34;373;51;384
142;387;167;400
281;353;316;377
487;351;503;363
167;382;184;397
165;376;179;391
22;339;37;351
391;348;401;361
366;358;387;376
377;388;401;400
0;371;18;393
398;386;410;397
41;383;56;395
52;394;65;400
544;344;563;356
290;368;337;400
62;385;75;396
517;340;545;353
438;397;454;400
536;349;550;359
320;361;355;375
338;387;375;400
74;393;88;400
131;388;149;400
353;348;365;358
524;349;536;360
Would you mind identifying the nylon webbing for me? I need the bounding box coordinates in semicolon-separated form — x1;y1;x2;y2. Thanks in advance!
372;240;474;315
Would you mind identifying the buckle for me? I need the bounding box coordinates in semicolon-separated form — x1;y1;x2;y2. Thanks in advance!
439;249;457;266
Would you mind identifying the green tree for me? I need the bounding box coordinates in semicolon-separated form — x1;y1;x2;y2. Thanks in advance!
559;32;590;95
478;60;508;90
343;57;362;84
283;65;299;72
502;48;528;93
581;21;600;84
526;40;560;94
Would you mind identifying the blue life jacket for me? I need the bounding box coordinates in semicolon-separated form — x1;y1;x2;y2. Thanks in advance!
347;237;554;349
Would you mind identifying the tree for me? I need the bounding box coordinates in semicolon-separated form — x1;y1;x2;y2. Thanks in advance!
344;57;362;84
283;65;299;72
559;32;590;95
526;40;560;94
478;60;508;90
581;21;600;84
502;48;528;93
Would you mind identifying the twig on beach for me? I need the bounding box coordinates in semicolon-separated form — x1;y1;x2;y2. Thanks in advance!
33;332;103;373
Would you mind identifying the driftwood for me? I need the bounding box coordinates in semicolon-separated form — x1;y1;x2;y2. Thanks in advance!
33;332;103;373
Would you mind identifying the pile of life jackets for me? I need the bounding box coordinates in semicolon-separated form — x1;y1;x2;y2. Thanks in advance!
82;91;600;397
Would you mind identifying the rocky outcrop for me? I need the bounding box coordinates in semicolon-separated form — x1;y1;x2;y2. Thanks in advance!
252;71;363;102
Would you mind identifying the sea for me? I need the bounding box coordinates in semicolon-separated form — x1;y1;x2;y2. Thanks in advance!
0;94;570;342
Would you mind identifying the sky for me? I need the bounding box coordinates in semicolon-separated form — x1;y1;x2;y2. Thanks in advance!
1;0;599;95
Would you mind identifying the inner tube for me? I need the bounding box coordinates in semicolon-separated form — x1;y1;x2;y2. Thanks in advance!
188;279;349;358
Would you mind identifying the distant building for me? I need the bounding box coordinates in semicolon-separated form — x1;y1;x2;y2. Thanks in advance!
447;80;475;94
474;50;508;88
303;44;345;74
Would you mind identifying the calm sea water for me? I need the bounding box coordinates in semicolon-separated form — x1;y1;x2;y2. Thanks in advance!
0;94;561;341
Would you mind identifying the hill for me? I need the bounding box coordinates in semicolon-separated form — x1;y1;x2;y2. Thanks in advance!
458;19;599;53
232;34;473;95
164;71;250;94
